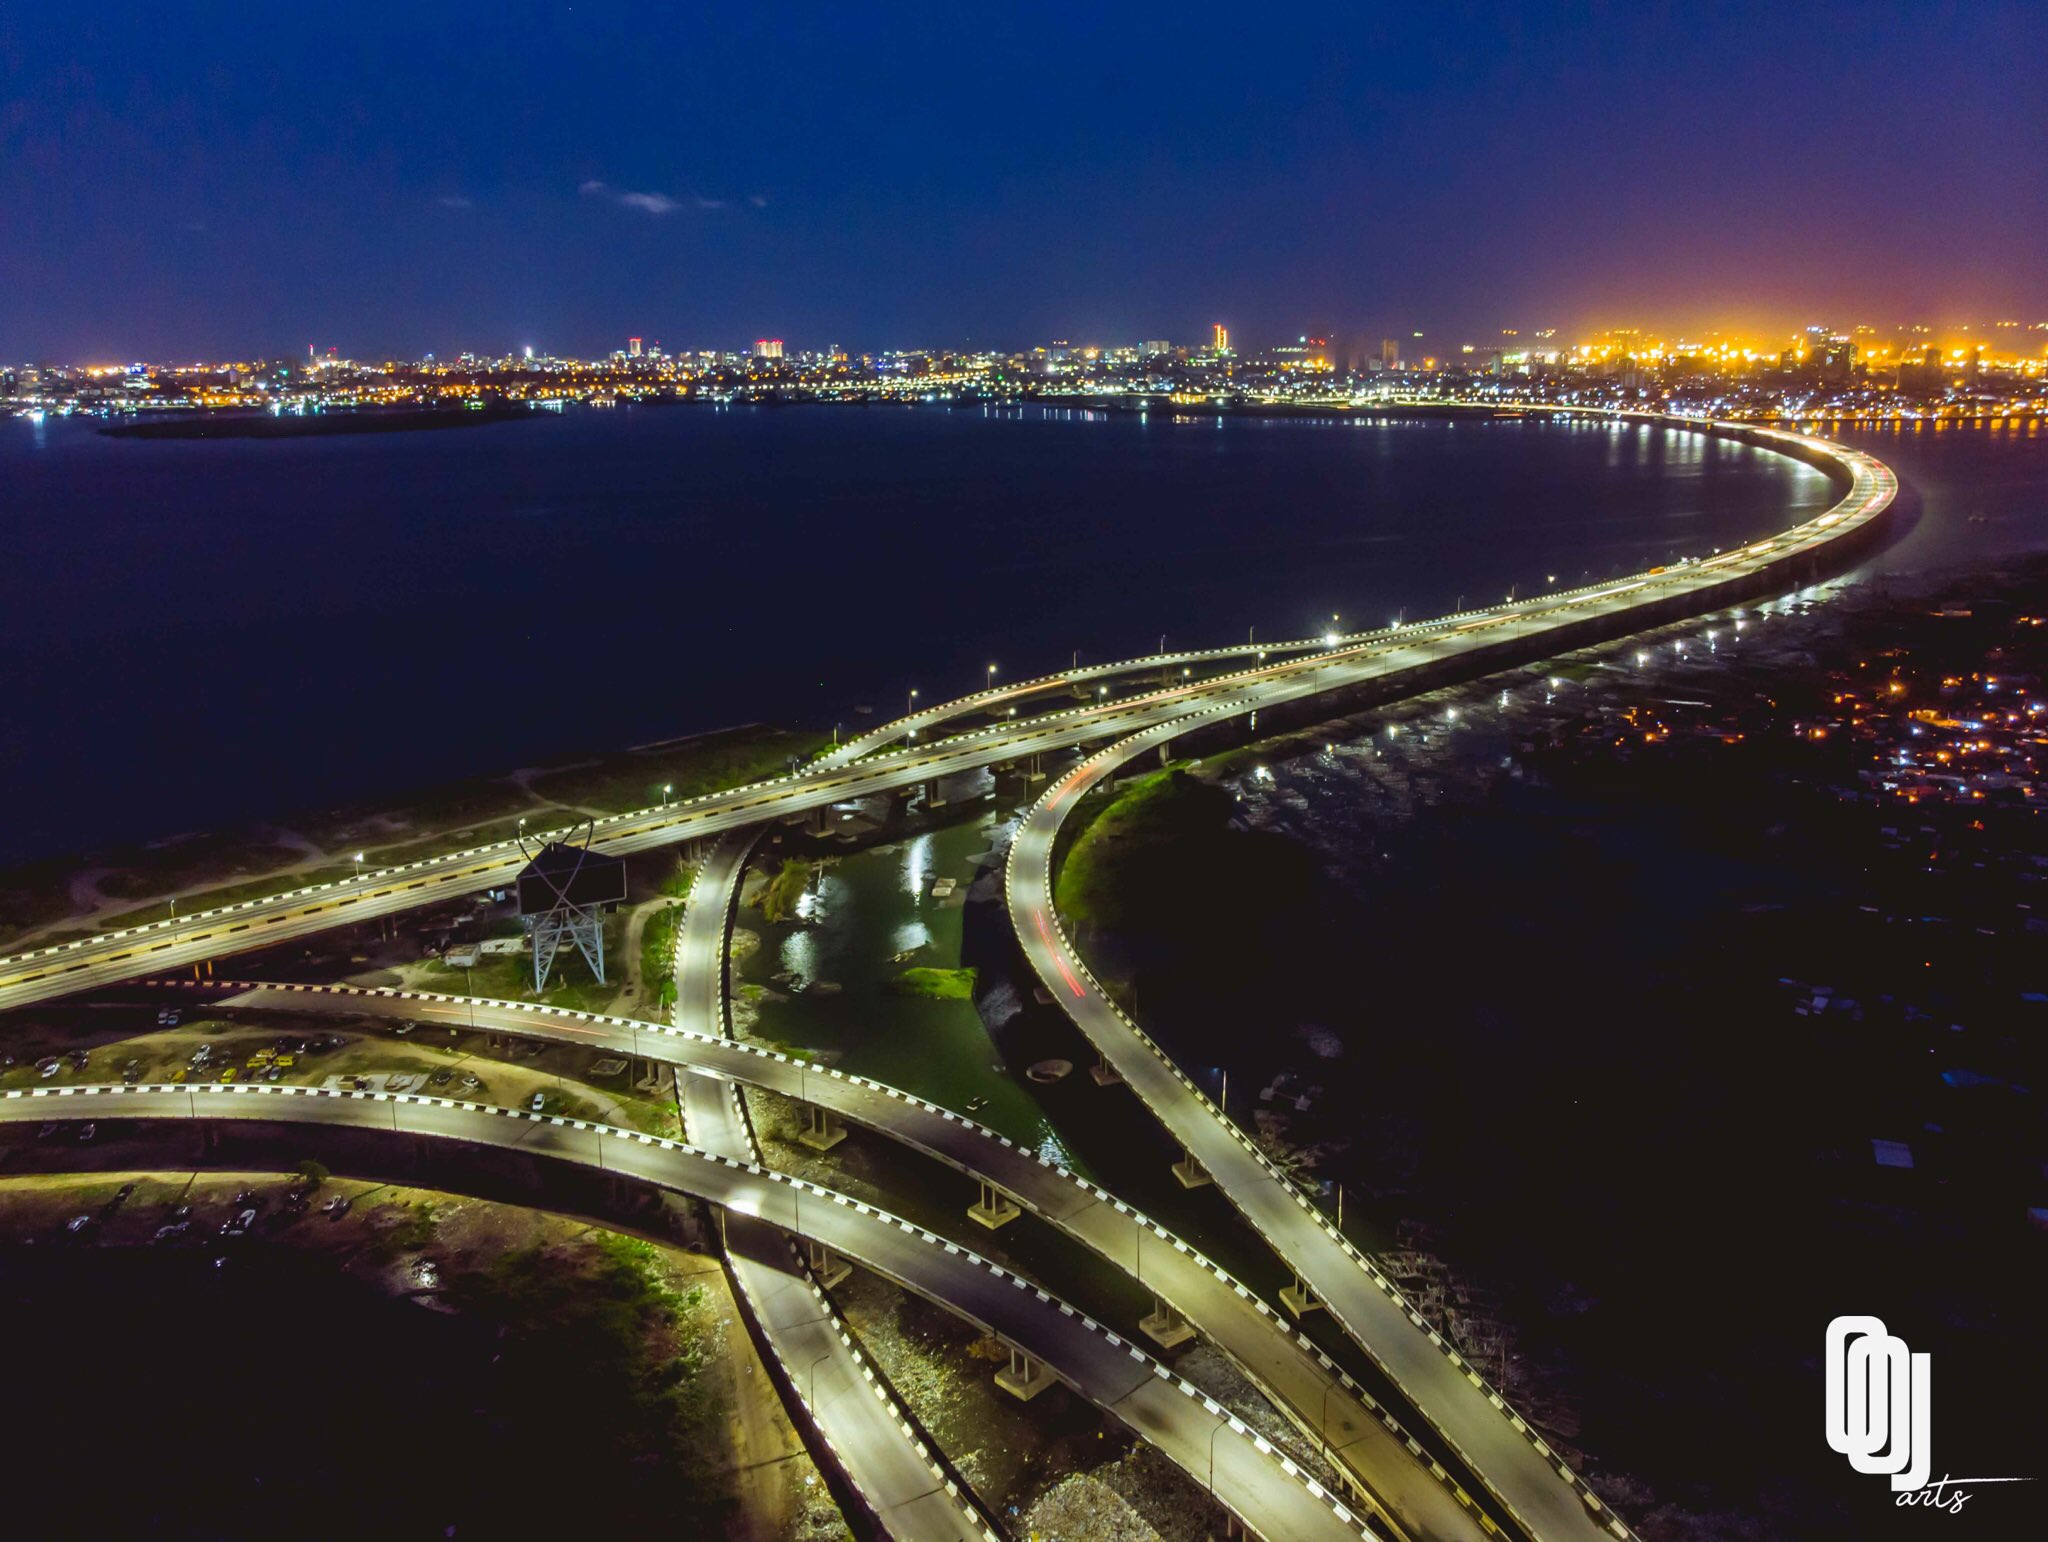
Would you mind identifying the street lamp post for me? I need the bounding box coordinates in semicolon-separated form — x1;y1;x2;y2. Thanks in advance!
353;852;364;880
808;1349;832;1407
662;783;673;806
907;686;918;716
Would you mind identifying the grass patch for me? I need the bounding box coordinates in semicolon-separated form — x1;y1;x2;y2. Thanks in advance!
658;857;696;900
754;859;812;924
2;724;825;950
528;726;832;814
642;902;684;1012
887;966;977;1000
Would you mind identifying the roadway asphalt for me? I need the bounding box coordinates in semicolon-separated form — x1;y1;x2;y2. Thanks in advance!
1008;732;1636;1542
671;829;998;1542
193;973;1491;1542
0;419;1896;1018
0;1083;1373;1542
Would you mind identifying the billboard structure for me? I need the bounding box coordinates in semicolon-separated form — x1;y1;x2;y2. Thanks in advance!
515;824;627;991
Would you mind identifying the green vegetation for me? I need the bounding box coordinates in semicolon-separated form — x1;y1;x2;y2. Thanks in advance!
642;901;684;1011
295;1159;330;1190
528;725;832;814
1052;764;1334;1024
1056;766;1211;929
415;913;625;1012
887;966;977;1000
445;1233;739;1531
755;858;813;924
0;723;825;951
659;856;697;899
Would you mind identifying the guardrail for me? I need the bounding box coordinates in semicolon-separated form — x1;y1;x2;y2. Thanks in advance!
1;1080;1378;1541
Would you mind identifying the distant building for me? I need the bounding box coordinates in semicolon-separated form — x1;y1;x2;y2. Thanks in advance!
1380;337;1401;370
628;336;643;358
1141;339;1172;357
753;338;784;360
1212;323;1230;353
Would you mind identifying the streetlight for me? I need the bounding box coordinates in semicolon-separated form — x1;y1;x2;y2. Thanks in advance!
353;852;364;879
808;1349;832;1407
907;686;918;715
986;662;997;689
662;783;673;806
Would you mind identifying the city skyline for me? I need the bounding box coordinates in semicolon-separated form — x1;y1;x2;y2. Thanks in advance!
4;4;2044;359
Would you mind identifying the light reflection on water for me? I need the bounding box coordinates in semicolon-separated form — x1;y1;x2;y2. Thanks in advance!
742;815;1066;1158
901;833;933;898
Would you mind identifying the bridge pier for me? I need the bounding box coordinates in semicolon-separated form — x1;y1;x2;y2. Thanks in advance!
922;777;946;808
1171;1148;1211;1190
1279;1273;1323;1318
968;1178;1020;1231
806;1237;852;1290
1025;751;1046;782
994;1345;1052;1402
1139;1296;1195;1349
1088;1051;1122;1087
796;1104;847;1153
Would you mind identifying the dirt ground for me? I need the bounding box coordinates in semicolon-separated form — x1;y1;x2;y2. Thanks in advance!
0;1168;846;1539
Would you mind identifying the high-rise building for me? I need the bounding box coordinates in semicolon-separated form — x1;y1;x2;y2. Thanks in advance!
1380;338;1401;370
628;336;643;358
753;338;784;360
1142;339;1172;357
1212;323;1230;353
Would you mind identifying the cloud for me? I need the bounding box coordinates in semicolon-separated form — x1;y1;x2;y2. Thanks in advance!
748;193;768;208
580;178;683;215
437;194;474;210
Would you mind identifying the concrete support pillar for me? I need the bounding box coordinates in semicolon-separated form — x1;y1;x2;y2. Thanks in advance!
1088;1051;1123;1087
995;1345;1052;1402
1157;742;1173;767
968;1178;1020;1231
1025;751;1046;782
922;777;946;808
810;802;829;835
1279;1272;1324;1318
1140;1296;1195;1349
797;1104;846;1153
1171;1148;1212;1190
806;1237;851;1290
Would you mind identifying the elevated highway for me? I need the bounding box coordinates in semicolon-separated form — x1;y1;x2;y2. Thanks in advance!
666;829;996;1541
1011;739;1641;1542
0;419;1893;1017
178;975;1496;1540
0;1082;1375;1542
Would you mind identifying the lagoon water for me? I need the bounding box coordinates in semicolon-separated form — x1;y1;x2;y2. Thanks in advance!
4;404;1845;863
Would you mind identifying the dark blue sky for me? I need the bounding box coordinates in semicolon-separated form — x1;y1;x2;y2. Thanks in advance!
3;2;2042;360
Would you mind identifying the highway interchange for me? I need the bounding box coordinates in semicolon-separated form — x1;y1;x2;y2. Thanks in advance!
0;411;1898;1539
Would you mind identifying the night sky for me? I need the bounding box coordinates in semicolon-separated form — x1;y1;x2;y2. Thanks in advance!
3;2;2043;360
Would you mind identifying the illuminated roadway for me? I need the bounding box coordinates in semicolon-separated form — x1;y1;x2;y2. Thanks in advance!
0;416;1894;1019
0;413;1897;1537
667;830;995;1542
0;1082;1373;1542
995;428;1895;1542
178;974;1495;1542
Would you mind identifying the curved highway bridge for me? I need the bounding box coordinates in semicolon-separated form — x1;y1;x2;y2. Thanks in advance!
0;412;1899;1540
0;1082;1374;1542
